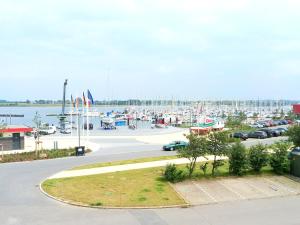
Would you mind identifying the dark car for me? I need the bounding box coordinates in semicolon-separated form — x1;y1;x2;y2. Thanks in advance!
270;129;281;137
258;129;274;138
279;120;288;125
163;141;188;151
231;132;248;141
275;127;288;135
248;131;268;139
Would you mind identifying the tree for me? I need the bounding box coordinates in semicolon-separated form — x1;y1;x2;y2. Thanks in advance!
248;144;269;173
228;142;248;176
270;141;292;175
207;131;229;176
178;133;208;177
286;125;300;147
164;164;185;183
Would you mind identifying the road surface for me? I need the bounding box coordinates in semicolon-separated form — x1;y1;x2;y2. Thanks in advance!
1;135;298;225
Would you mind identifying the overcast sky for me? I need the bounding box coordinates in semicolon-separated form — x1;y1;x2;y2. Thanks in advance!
1;0;300;101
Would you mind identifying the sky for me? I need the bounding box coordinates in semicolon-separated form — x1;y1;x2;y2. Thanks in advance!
0;0;300;101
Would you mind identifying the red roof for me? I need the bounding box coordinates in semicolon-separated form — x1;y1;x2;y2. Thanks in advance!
0;127;33;133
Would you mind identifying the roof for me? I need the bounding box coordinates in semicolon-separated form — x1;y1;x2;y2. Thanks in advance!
0;125;33;133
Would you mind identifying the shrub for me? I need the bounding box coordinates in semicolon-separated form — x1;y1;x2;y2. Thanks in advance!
163;164;185;183
228;142;248;176
248;144;269;173
200;162;209;176
286;125;300;146
270;141;291;174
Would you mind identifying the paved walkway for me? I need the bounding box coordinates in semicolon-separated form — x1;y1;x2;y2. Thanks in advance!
48;156;226;179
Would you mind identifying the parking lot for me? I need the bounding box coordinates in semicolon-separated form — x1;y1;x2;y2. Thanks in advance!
174;176;300;205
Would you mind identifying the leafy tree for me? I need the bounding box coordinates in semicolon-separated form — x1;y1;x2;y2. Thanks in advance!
207;131;229;176
178;134;208;177
228;142;248;176
248;144;269;173
270;141;292;175
286;125;300;147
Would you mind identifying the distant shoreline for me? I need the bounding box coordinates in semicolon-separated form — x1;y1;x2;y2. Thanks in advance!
0;104;147;108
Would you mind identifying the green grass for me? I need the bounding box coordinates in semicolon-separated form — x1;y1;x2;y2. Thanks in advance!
71;155;178;170
42;167;186;207
183;161;274;180
42;160;274;208
0;148;91;163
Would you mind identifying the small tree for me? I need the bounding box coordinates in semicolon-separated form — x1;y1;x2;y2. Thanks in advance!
270;141;292;175
228;142;248;176
286;125;300;147
248;144;269;173
207;131;229;176
164;164;185;183
178;133;208;177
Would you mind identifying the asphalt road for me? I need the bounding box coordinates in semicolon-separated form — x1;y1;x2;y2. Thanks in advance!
1;136;299;225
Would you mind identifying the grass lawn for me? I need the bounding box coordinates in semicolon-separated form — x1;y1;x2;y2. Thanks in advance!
42;157;274;208
71;155;178;170
42;167;186;208
180;162;274;180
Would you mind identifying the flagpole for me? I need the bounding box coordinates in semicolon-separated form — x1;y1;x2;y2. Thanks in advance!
82;96;85;138
70;100;73;136
86;96;89;141
77;101;79;138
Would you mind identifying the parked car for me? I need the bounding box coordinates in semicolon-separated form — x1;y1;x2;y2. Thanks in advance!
231;132;248;141
60;128;71;134
275;127;288;135
272;120;280;126
163;141;188;151
258;129;274;138
248;131;268;139
250;123;264;128
39;126;57;135
270;129;281;137
279;120;288;125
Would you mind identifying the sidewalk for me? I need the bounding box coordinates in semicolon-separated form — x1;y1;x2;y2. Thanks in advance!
48;156;227;179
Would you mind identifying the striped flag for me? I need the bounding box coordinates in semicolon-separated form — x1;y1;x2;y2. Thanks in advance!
83;92;87;106
87;89;94;106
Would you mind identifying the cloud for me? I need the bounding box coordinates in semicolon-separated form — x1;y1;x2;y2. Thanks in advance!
0;0;300;100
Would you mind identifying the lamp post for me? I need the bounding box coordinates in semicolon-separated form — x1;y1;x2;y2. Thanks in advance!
0;144;3;161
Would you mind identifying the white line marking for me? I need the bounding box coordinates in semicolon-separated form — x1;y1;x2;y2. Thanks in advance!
192;181;218;203
243;179;272;197
217;180;246;200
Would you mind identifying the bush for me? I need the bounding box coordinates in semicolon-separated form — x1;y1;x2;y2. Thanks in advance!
286;125;300;146
228;142;248;176
0;148;92;163
248;144;269;173
163;164;185;183
270;141;291;175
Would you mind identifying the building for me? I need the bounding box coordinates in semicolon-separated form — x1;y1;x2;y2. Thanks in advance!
293;104;300;115
0;126;33;150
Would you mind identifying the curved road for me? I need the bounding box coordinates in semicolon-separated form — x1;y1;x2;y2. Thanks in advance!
1;136;300;225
